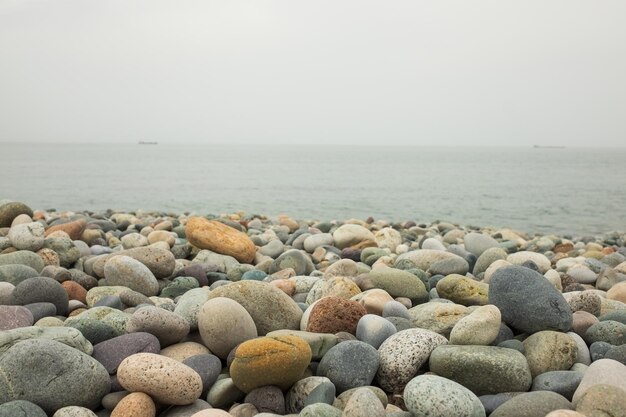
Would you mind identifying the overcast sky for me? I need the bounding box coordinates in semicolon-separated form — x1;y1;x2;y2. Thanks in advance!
1;1;624;146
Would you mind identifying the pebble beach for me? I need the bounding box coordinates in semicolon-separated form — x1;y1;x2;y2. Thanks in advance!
1;200;626;417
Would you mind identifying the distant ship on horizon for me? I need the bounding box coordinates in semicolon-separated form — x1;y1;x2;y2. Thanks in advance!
533;145;565;149
138;141;158;145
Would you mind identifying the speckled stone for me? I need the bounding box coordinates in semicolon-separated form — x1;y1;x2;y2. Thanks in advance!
436;274;489;306
182;354;222;394
572;359;626;404
404;374;485;417
266;329;337;361
117;352;203;405
429;345;532;395
8;222;45;251
449;304;501;345
376;328;448;393
366;268;428;302
285;376;336;414
576;384;626;417
0;400;47;417
0;250;45;273
230;335;312;393
306;296;367;335
0;339;110;414
342;387;385;417
104;255;160;297
407;301;470;336
585;320;626;345
126;306;190;347
567;291;602;316
0;305;34;330
523;331;578;378
206;377;245;409
64;306;130;344
52;406;98;417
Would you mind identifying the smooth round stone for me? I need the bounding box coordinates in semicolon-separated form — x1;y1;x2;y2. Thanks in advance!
567;332;591;365
206;377;245;409
428;256;470;276
567;291;602;316
317;340;379;392
0;339;110;414
306;296;367;335
303;233;334;253
0;305;33;330
544;412;586;417
104;255;159;297
572;359;626;404
207;280;303;335
126;306;190;347
197;297;257;359
585;320;626;345
571;310;599;337
161;342;210;362
0;250;44;273
488;265;572;333
333;386;387;410
186;217;256;263
93;247;176;279
259;239;284;258
464;233;500;257
429;345;532;395
12;276;69;316
506;251;551;273
63;281;88;304
407;301;470;336
531;371;584;401
366;268;428;302
395;249;463;272
450;304;501;345
121;233;149;249
576;384;626;417
324;259;359;278
269;249;315;276
230;335;312;393
0;400;47;417
92;332;161;374
382;300;411;319
523;331;578;378
8;222;45;251
473;247;508;275
245;386;285;415
0;326;93;356
42;237;80;268
23;302;57;322
607;281;626;304
306;276;361;304
342;387;385;417
183;354;222;394
333;224;375;249
147;230;175;247
110;392;155;417
421;238;446;251
351;289;394;316
605;344;626;365
94;295;124;310
490;391;573;417
404;374;485;417
436;274;489;306
52;406;98;417
374;227;402;252
266;329;337;361
376;328;448;393
172;288;209;331
356;314;397;349
0;264;39;286
285;376;336;414
567;264;597;284
590;341;612;361
118;353;202;405
300;403;341;417
479;393;522;415
0;201;33;227
498;339;524;353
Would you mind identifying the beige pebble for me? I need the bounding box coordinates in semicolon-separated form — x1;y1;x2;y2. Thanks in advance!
111;392;156;417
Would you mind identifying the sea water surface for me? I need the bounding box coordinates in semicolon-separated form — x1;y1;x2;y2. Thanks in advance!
2;143;625;236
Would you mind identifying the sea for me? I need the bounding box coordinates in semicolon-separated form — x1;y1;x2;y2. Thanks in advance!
2;143;625;237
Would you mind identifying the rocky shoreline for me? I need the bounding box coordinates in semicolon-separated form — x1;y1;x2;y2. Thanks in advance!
1;200;626;417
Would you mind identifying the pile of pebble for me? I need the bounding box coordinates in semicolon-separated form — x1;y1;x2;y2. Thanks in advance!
1;199;626;417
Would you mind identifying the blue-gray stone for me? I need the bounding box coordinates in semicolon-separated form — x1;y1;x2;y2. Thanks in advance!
531;370;583;401
317;340;379;392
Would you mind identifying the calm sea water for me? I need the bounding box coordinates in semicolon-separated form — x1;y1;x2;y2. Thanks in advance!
2;143;625;236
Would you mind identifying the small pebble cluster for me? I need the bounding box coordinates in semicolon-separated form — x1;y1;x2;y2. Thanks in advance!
1;200;626;417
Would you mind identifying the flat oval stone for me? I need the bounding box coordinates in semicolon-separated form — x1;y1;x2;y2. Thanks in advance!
531;371;584;401
0;339;110;414
585;320;626;345
376;328;448;393
0;264;39;285
490;391;573;417
186;217;256;263
126;306;190;347
356;314;397;349
333;224;376;249
183;354;222;394
366;268;427;302
408;301;470;336
0;250;45;273
506;251;551;273
198;297;257;359
395;249;466;272
488;265;572;333
117;352;203;405
317;340;379;392
92;332;161;374
404;374;485;417
429;345;532;395
12;276;69;316
576;384;626;417
110;392;156;417
0;202;33;228
436;274;489;306
207;280;303;336
104;255;159;297
230;335;312;393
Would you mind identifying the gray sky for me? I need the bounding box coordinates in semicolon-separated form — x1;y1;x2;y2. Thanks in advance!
1;0;625;146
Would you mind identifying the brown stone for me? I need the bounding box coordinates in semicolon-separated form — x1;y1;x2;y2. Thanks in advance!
230;335;312;393
571;311;599;337
37;248;61;267
186;217;256;264
111;392;156;417
554;243;574;254
270;279;296;296
45;219;87;240
62;280;88;303
307;296;367;335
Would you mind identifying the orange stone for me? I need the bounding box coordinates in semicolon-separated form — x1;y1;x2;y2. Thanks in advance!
186;217;256;263
307;296;367;335
45;219;87;240
111;392;156;417
62;280;88;303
